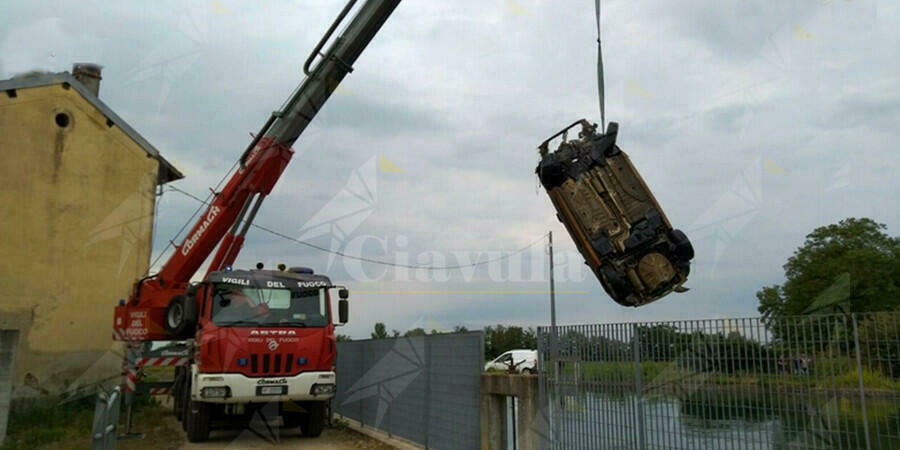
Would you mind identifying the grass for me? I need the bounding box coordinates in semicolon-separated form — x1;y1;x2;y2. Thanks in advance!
832;368;900;390
1;395;180;450
1;396;96;450
569;359;900;393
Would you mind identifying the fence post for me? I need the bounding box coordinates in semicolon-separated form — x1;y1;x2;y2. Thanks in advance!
423;335;432;449
632;324;646;450
851;314;872;450
359;343;364;428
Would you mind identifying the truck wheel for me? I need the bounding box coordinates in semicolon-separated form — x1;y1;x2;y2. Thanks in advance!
186;400;211;443
299;402;326;437
282;411;301;429
164;295;197;339
181;382;191;431
173;372;184;421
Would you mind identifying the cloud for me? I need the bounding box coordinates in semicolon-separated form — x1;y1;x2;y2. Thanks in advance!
2;0;898;337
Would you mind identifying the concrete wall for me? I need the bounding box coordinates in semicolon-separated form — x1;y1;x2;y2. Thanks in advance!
0;83;159;395
481;373;542;450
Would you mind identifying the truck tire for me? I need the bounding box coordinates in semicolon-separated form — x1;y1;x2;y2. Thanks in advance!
186;400;211;443
173;376;184;422
299;402;326;437
164;295;197;339
181;381;191;431
282;411;301;429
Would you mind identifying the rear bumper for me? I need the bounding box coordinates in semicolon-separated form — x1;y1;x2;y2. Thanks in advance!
191;365;336;404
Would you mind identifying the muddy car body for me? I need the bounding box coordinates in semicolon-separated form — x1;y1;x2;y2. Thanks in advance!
536;120;694;307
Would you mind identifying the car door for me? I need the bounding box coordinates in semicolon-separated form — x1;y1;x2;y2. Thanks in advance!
488;352;513;371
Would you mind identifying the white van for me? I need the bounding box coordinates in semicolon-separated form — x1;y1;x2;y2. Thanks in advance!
484;349;538;374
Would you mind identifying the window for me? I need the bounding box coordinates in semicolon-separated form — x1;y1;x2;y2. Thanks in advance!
211;285;328;327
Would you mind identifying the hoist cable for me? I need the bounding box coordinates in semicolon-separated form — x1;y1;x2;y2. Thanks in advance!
595;0;606;132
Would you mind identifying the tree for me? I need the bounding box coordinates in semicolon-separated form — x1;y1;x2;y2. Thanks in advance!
403;328;426;337
484;325;538;359
336;334;352;342
371;322;389;340
757;218;900;320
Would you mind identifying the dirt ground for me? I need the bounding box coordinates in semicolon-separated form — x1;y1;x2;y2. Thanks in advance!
111;401;394;450
175;418;395;450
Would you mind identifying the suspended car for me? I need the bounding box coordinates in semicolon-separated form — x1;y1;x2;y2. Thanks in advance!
536;120;694;307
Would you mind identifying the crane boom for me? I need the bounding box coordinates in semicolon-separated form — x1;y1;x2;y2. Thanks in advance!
116;0;400;341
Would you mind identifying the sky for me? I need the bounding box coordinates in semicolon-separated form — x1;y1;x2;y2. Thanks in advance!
2;0;898;339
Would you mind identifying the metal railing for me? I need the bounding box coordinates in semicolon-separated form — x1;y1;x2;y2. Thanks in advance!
538;313;900;450
91;386;122;450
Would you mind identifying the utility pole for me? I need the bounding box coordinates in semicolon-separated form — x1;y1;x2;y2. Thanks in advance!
548;231;557;370
547;231;558;448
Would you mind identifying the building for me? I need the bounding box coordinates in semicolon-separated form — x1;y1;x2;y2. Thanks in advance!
0;64;182;396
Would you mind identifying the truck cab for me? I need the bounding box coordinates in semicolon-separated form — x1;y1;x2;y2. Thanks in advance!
173;266;349;441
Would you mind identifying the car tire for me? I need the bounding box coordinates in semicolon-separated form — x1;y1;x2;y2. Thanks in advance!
299;402;326;438
186;399;211;443
600;265;632;305
669;229;694;262
164;295;197;339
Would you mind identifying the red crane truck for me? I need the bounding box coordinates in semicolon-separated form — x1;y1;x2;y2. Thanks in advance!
111;0;401;442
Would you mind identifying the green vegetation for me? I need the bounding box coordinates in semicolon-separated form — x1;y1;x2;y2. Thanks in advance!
1;395;176;450
1;396;95;450
483;325;536;360
757;217;900;320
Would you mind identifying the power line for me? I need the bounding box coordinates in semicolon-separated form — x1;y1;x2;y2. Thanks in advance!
165;185;549;270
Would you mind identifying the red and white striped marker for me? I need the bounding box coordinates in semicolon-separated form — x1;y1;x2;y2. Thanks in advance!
122;354;188;392
136;356;188;368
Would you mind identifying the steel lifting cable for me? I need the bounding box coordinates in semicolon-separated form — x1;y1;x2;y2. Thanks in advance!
595;0;606;132
165;185;549;271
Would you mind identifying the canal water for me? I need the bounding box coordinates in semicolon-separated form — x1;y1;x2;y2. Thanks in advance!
546;390;899;450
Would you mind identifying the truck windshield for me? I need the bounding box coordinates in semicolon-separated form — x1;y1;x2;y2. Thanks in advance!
211;285;328;327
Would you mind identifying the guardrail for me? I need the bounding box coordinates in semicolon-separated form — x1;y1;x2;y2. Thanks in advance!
91;386;122;450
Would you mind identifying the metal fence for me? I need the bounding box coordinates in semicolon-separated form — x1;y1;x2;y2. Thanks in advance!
538;313;900;450
334;331;484;449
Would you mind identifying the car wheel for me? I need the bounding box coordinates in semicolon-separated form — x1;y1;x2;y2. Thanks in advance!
600;265;632;305
669;229;694;261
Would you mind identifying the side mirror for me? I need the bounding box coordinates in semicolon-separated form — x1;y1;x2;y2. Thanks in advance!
339;288;349;299
338;299;349;324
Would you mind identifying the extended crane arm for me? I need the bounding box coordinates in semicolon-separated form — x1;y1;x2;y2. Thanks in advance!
115;0;401;341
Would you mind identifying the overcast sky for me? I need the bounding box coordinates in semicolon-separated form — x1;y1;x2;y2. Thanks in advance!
2;0;897;338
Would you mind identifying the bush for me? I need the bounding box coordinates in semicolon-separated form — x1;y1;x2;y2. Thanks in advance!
2;396;94;450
